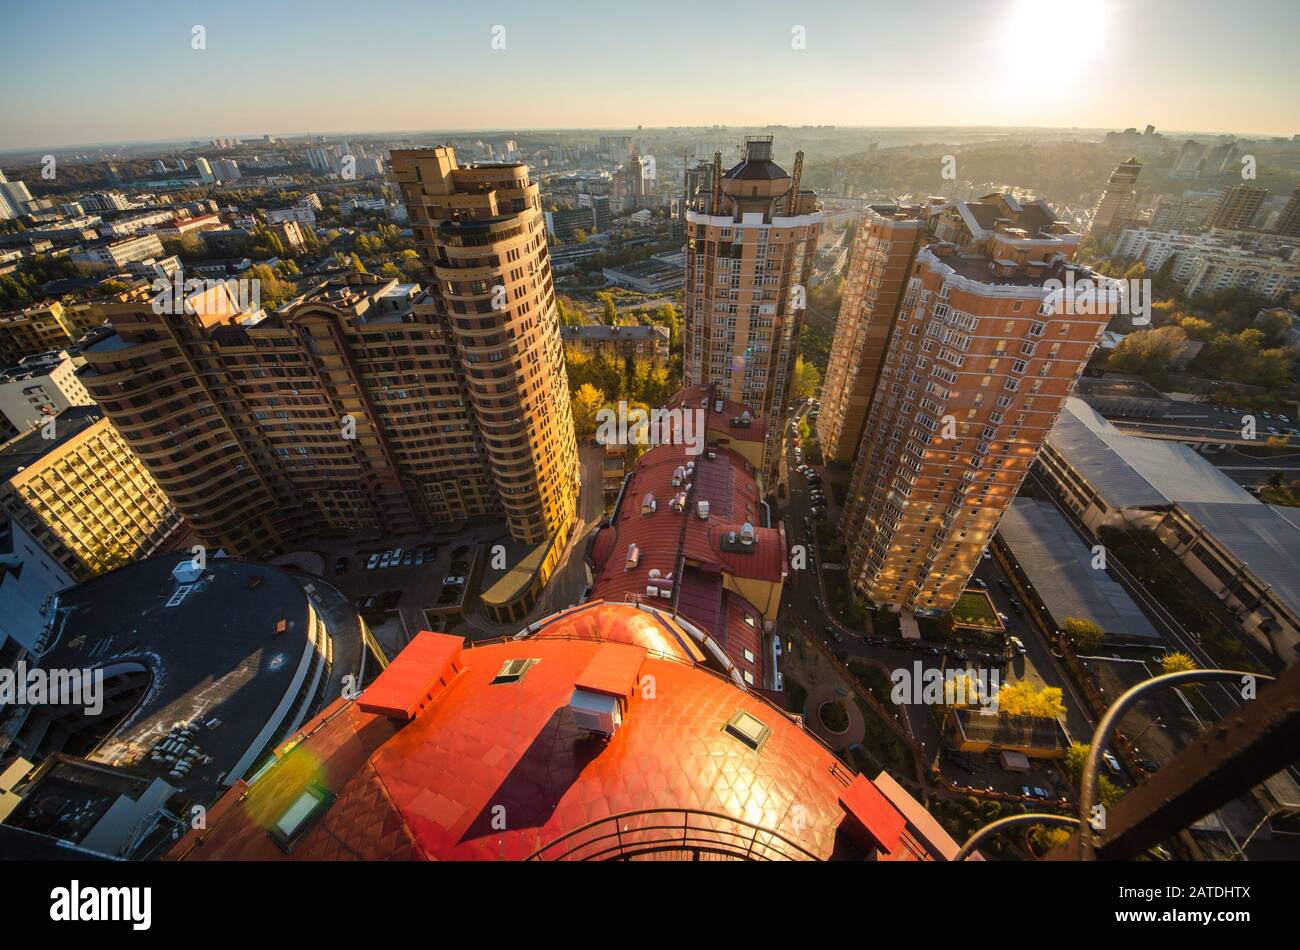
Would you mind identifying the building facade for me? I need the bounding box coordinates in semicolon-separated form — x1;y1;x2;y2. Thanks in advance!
818;205;927;464
683;136;822;480
0;406;182;581
835;196;1114;613
1205;184;1267;231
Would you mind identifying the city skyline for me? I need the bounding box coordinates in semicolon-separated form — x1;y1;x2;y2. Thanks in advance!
2;0;1299;151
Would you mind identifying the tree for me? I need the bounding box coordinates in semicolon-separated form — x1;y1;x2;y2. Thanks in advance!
791;356;822;401
597;291;618;326
1064;741;1122;807
997;680;1065;719
348;252;367;274
570;384;606;440
1106;324;1187;380
1161;652;1197;675
1063;617;1104;653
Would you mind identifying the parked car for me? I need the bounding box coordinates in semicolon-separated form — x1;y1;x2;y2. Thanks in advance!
823;624;843;643
996;578;1012;594
1008;598;1024;614
379;551;393;568
403;551;415;567
1010;635;1026;654
982;548;992;560
367;553;380;570
443;575;467;586
971;578;988;590
1102;751;1122;774
333;556;349;575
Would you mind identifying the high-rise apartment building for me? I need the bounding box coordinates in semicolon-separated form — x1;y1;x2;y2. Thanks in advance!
76;275;522;556
1087;157;1141;237
833;194;1116;613
0;406;182;581
818;205;927;464
1206;184;1267;231
683;136;822;479
389;146;579;548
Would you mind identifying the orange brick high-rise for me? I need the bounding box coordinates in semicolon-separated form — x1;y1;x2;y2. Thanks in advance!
830;194;1119;613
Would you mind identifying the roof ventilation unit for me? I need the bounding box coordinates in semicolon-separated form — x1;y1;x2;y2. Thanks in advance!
625;543;640;569
641;493;656;514
569;643;646;739
672;466;685;486
697;499;710;519
740;522;755;545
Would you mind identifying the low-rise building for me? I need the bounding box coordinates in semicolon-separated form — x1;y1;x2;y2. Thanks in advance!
70;234;166;274
561;323;670;365
0;406;182;581
602;258;684;293
1039;397;1300;661
0;349;95;433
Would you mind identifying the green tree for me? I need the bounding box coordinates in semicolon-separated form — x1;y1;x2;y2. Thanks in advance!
1105;324;1187;380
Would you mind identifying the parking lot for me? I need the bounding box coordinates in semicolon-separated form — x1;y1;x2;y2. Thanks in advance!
328;539;481;653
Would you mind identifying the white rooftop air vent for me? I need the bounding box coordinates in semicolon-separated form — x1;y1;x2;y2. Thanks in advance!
672;466;685;486
707;451;716;460
626;543;640;569
740;522;755;544
714;399;723;413
569;688;622;738
645;584;659;597
697;499;710;519
648;569;661;579
172;561;202;584
658;586;672;599
741;411;751;424
641;493;656;514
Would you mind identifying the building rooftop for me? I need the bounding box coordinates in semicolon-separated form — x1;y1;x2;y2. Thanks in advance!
0;405;103;482
168;601;957;862
998;499;1162;640
561;324;669;343
1176;501;1300;622
1047;398;1255;509
33;554;317;797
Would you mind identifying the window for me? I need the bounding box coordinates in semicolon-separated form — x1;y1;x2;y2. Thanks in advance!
491;658;539;684
724;710;771;751
268;784;335;852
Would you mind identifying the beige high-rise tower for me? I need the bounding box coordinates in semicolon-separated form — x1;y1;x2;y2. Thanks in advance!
683;136;822;481
390;146;578;548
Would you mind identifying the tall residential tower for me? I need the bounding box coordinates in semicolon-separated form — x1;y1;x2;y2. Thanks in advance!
683;136;822;480
829;194;1117;613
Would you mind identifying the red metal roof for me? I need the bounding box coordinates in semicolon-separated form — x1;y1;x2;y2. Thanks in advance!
574;642;646;698
358;632;463;721
169;603;943;862
839;774;909;857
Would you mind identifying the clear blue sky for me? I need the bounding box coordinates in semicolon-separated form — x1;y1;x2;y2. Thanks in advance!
1;0;1297;149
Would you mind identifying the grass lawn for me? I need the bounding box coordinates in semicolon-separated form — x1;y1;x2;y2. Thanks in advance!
951;591;1001;628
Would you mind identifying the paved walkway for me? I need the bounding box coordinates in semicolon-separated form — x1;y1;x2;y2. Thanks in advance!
900;612;921;640
803;684;865;752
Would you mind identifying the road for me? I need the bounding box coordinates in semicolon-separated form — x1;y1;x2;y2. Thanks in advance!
1108;404;1300;447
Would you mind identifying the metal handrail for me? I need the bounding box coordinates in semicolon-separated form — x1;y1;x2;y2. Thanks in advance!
1077;668;1274;860
525;806;822;861
955;813;1081;861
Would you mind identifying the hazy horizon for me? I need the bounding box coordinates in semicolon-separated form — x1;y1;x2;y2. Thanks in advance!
2;0;1297;152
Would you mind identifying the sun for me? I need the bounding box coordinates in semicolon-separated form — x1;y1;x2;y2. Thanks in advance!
1008;0;1109;62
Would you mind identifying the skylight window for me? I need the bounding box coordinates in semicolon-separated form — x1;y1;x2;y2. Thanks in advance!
268;784;334;852
724;710;771;752
491;658;538;685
